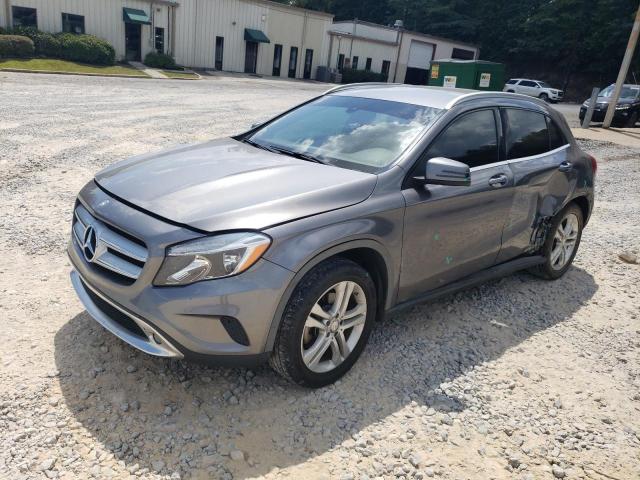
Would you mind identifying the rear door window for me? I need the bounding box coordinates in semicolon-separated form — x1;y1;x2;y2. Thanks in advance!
504;109;549;159
423;109;499;169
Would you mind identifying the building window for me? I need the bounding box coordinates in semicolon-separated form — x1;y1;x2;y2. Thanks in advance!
303;48;313;79
61;13;85;34
155;27;165;53
337;53;345;72
365;57;372;71
352;56;359;70
288;46;298;78
12;6;37;27
272;44;282;76
215;36;224;70
381;60;391;80
452;48;475;60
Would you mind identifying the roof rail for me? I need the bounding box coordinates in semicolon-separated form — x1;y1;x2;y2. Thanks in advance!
324;82;405;94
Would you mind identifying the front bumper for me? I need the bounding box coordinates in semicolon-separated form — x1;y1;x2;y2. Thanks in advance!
579;106;630;123
68;181;295;365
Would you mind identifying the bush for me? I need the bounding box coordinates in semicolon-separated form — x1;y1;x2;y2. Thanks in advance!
4;27;115;65
144;52;177;69
0;35;35;58
341;68;388;84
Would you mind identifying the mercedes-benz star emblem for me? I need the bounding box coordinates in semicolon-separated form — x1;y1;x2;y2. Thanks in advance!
82;225;98;262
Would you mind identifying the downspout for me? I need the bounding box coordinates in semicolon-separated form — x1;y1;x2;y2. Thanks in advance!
192;0;198;67
4;0;11;29
300;12;308;78
327;33;333;68
170;5;176;58
392;28;403;83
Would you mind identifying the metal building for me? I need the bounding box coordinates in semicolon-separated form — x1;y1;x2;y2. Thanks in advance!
329;19;479;84
1;0;333;79
1;1;479;83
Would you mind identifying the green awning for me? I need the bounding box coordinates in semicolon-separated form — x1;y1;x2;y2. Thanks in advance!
123;7;151;25
244;28;270;43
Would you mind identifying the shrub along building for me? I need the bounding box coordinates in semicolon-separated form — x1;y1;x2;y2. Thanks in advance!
0;0;478;83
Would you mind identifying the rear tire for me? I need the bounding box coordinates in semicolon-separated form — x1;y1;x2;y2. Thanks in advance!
269;257;376;387
530;203;583;280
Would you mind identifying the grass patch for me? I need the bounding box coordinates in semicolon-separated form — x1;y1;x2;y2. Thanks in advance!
0;58;148;76
162;69;199;79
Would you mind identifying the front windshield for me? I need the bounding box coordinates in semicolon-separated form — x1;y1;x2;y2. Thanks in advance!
538;81;552;88
600;84;640;99
248;95;442;172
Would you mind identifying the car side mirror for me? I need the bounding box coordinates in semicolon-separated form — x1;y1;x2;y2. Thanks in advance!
425;157;471;186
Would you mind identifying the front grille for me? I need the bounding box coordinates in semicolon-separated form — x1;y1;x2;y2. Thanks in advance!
72;204;148;283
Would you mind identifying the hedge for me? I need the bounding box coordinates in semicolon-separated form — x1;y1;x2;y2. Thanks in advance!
144;52;177;69
341;68;388;84
4;27;115;65
0;35;35;58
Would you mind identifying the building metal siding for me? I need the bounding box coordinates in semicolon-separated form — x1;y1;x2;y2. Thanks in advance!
2;2;478;83
4;0;171;61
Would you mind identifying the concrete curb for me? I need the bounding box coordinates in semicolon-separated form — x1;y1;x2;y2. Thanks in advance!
0;67;151;79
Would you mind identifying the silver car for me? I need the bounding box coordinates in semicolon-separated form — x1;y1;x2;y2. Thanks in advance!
69;84;595;387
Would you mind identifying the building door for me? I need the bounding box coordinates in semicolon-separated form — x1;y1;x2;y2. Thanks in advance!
215;36;224;70
303;49;313;79
272;44;282;76
245;41;258;74
288;47;298;78
125;23;142;61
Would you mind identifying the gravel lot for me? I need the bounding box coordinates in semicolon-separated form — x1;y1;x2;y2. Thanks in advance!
1;72;639;480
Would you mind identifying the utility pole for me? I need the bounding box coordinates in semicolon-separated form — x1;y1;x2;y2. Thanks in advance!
604;3;640;128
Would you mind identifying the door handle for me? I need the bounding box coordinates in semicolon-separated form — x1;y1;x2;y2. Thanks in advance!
488;174;508;188
558;161;573;172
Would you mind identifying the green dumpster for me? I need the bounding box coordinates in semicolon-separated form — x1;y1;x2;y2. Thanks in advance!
428;60;505;91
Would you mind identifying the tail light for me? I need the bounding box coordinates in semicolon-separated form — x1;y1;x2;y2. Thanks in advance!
588;154;597;175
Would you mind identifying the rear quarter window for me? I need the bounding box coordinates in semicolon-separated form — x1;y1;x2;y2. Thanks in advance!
504;109;549;159
547;117;568;149
506;79;518;85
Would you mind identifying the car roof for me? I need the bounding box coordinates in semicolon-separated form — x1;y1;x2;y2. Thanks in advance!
327;84;478;109
326;83;543;110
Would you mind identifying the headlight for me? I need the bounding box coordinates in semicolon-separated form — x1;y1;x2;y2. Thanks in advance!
615;104;631;110
154;232;271;286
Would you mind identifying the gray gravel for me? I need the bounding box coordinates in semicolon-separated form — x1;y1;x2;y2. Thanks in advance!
1;72;639;480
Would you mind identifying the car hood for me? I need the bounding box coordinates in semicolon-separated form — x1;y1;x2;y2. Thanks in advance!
588;96;638;106
95;138;377;232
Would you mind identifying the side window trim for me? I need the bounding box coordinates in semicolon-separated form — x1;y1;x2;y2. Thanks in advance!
403;107;500;186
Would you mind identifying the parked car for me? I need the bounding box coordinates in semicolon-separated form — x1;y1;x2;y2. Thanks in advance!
504;78;564;103
579;83;640;128
69;84;595;387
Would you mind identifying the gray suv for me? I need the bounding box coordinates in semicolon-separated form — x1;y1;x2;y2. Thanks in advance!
69;84;595;387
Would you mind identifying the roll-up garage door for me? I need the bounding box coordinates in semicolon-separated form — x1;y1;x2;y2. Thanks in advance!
407;40;434;69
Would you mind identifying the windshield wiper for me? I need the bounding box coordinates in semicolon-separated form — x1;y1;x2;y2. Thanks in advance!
266;145;325;164
241;137;277;153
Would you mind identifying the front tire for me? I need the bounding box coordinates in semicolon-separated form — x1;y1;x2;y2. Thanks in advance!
269;257;376;387
531;203;583;280
625;111;639;128
540;93;550;102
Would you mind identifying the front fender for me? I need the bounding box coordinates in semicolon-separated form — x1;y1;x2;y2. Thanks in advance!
261;198;405;352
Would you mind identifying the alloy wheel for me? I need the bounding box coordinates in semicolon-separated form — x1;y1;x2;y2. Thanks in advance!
301;281;367;373
550;213;579;270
